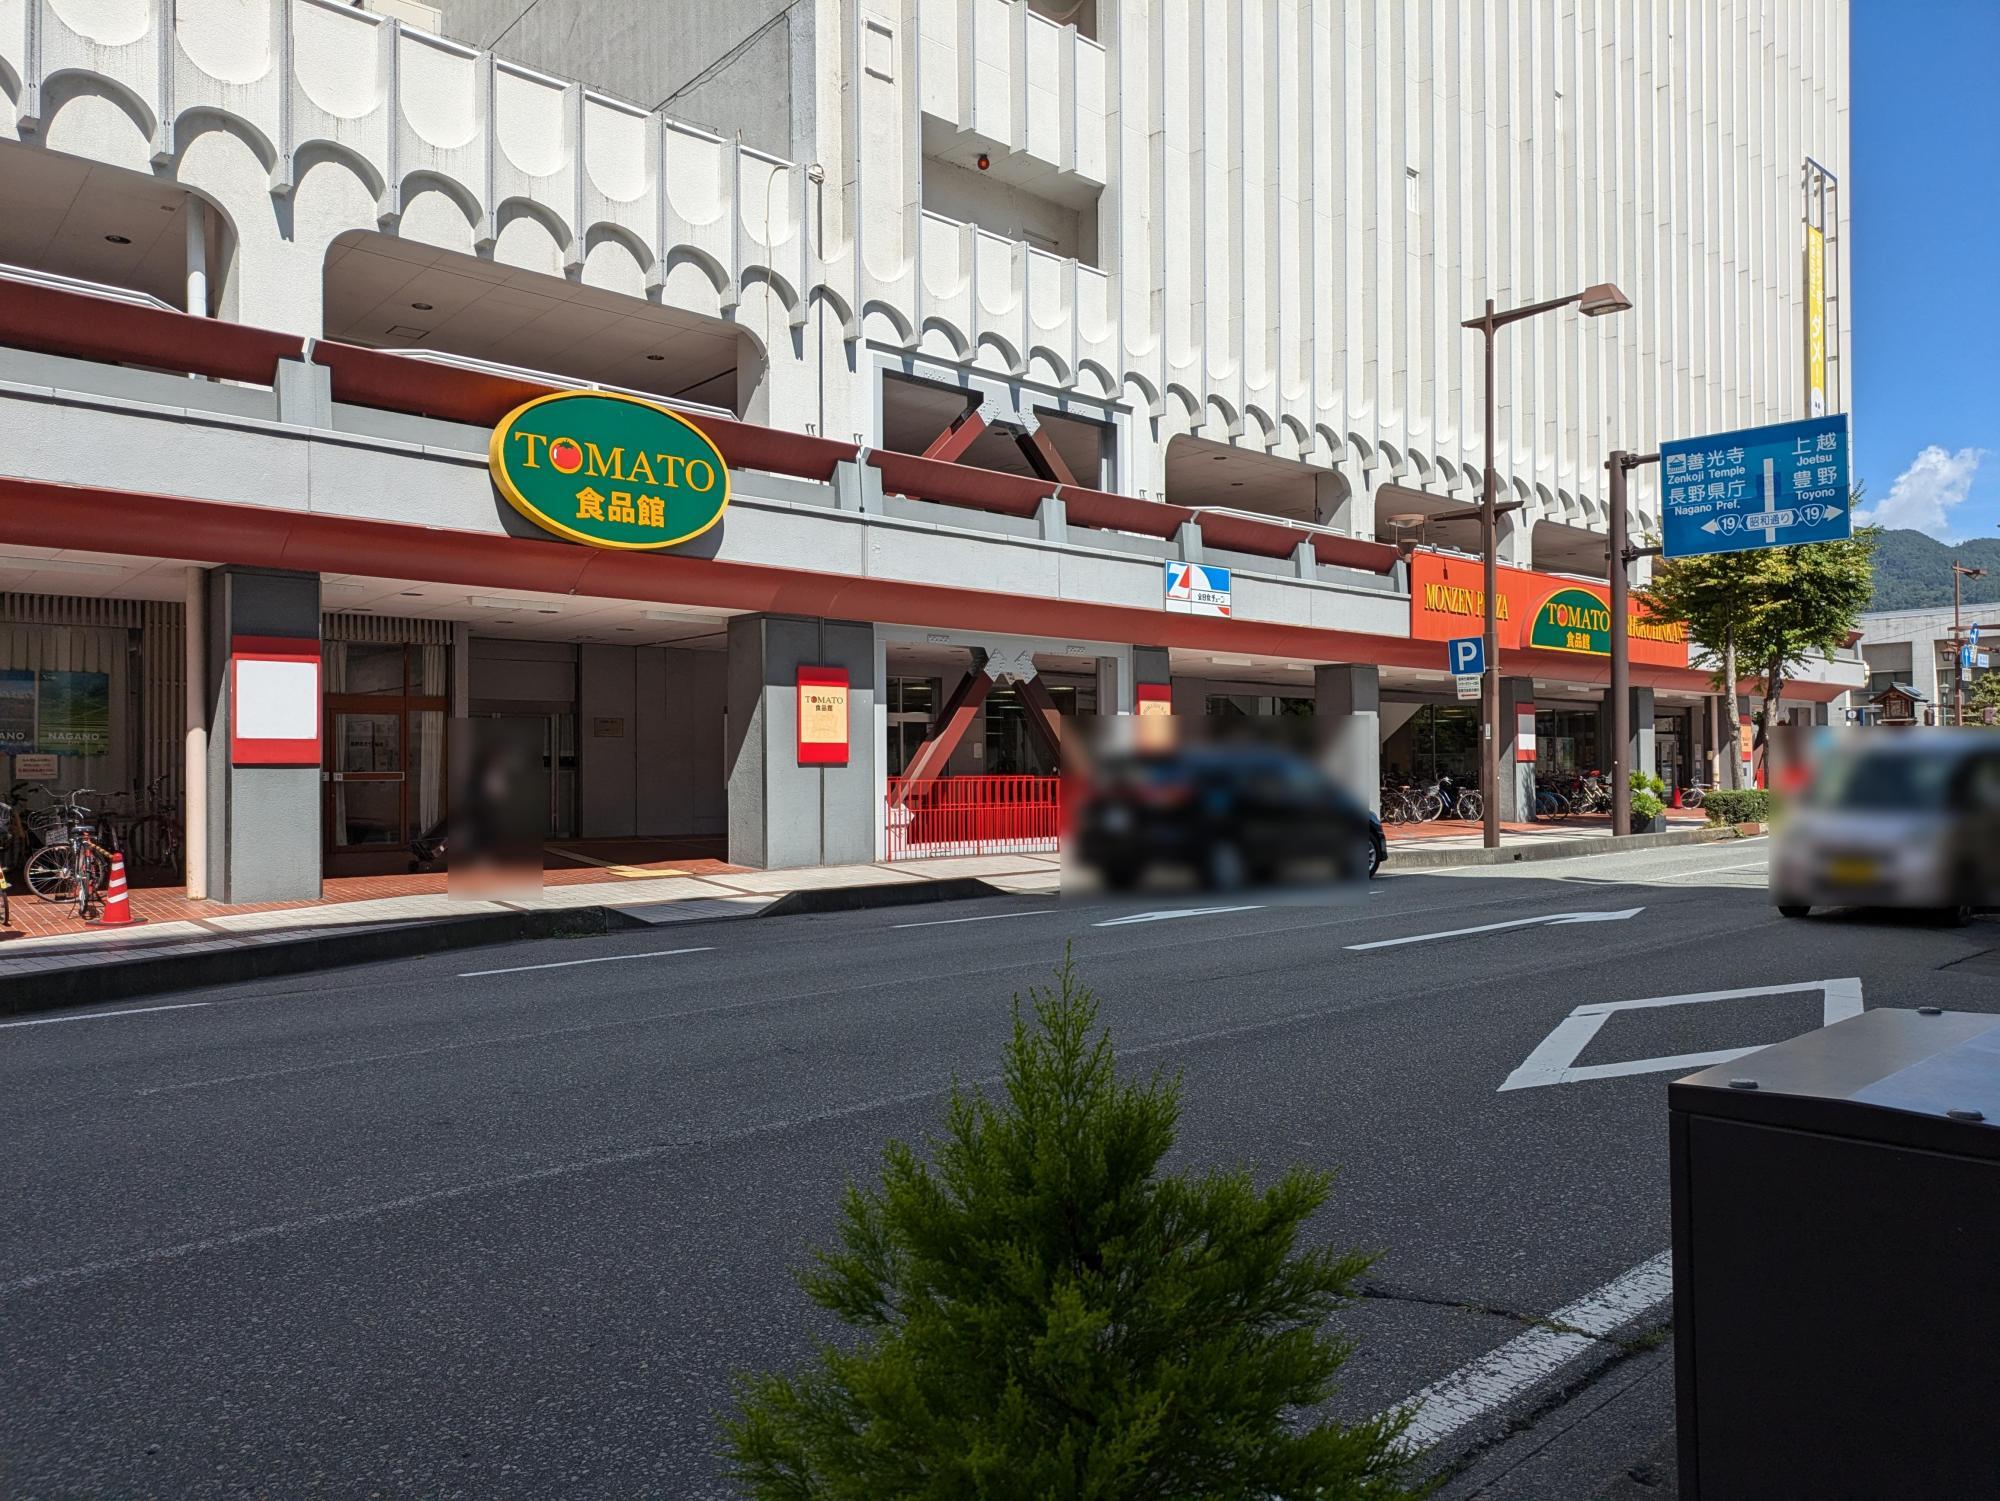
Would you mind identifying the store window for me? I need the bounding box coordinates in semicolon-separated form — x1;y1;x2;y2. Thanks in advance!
1382;704;1479;783
1533;708;1602;777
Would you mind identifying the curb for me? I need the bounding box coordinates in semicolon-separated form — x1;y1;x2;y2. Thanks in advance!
0;874;1033;1016
1384;824;1734;870
759;876;1004;919
0;904;652;1018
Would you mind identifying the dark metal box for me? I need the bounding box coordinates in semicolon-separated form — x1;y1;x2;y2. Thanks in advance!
1670;1007;2000;1500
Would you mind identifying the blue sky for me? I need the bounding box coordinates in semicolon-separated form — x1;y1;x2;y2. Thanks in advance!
1849;0;2000;541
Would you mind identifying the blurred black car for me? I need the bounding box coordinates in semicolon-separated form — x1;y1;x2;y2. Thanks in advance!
1076;746;1386;890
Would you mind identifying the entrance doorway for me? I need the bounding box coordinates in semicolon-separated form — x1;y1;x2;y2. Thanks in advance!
322;641;448;876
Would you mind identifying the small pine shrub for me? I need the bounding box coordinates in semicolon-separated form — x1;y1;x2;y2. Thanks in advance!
725;950;1421;1501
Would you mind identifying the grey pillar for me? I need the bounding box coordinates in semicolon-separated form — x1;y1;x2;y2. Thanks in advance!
204;566;321;903
1630;686;1657;780
726;614;878;870
1500;677;1537;822
1133;646;1171;696
1316;664;1380;812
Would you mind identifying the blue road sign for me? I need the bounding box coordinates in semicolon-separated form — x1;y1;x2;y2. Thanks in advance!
1972;624;1982;646
1447;635;1486;676
1659;414;1852;559
1962;646;1975;670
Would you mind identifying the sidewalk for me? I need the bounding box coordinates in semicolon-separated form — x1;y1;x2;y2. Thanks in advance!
1383;808;1710;851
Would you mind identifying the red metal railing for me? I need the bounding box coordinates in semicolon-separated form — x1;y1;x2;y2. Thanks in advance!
884;775;1063;860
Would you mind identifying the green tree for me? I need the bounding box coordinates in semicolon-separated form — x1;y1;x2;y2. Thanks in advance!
1641;505;1876;785
1638;551;1765;789
1968;667;2000;720
725;952;1420;1501
1734;528;1878;767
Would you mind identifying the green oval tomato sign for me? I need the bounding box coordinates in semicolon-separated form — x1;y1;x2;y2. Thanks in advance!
489;391;730;550
1529;586;1614;655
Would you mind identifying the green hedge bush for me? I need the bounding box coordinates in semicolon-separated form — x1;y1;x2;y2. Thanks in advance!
1703;788;1777;826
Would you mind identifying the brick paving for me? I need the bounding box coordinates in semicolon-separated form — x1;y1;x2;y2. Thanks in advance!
1;839;738;944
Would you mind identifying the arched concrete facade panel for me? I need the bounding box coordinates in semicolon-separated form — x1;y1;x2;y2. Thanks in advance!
37;74;157;170
492;202;568;277
175;0;273;89
396;180;479;256
580;232;648;302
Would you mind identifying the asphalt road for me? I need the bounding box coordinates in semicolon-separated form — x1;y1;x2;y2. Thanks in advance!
4;839;1997;1499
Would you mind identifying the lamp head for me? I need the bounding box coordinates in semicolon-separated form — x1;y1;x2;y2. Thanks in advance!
1577;282;1633;317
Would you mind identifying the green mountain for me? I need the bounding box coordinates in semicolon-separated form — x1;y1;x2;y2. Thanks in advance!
1866;529;2000;612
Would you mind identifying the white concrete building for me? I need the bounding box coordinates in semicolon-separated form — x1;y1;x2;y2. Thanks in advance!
0;0;1861;898
1841;606;2000;724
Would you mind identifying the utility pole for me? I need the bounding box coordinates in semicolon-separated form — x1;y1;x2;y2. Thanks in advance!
1952;561;1987;727
1608;450;1661;836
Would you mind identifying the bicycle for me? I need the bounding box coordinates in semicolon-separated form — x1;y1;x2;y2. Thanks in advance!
1681;782;1706;811
23;789;115;917
104;772;182;878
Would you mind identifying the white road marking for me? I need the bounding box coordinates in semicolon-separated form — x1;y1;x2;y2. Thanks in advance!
891;908;1058;930
1499;977;1865;1091
1093;904;1265;927
0;1002;211;1029
458;946;713;978
1393;1251;1674;1451
1346;907;1644;951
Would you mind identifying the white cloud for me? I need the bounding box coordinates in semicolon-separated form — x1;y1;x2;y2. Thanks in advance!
1855;445;1986;539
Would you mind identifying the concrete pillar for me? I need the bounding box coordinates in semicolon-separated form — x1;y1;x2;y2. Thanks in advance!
185;200;208;317
1315;664;1380;812
1603;685;1657;782
1497;508;1531;567
1093;655;1129;715
725;614;878;869
1499;677;1538;822
182;567;208;900
1631;686;1657;780
204;566;321;903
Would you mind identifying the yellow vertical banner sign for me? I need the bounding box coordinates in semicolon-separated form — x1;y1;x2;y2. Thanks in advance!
1805;224;1827;418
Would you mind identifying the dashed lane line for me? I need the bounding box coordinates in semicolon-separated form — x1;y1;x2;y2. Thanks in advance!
458;946;713;978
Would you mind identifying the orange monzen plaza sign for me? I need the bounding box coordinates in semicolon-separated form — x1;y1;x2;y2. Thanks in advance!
1409;552;1689;669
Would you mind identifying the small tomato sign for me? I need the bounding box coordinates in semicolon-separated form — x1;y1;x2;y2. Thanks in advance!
489;391;731;550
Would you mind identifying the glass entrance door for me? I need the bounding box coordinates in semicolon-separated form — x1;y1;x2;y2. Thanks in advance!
321;641;450;875
327;710;406;852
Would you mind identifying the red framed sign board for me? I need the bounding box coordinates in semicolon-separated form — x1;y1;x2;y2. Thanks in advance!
797;666;850;766
230;635;322;766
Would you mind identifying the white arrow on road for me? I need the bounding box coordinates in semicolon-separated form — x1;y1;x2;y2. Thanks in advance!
1093;904;1265;927
1344;907;1644;952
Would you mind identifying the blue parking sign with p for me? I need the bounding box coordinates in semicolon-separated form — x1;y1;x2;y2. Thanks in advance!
1448;636;1485;676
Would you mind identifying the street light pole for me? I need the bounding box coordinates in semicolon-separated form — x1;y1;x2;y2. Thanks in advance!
1464;283;1632;849
1481;299;1500;851
1607;450;1660;837
1952;561;1987;727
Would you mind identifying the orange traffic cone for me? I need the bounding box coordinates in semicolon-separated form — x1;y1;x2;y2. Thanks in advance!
92;852;137;926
